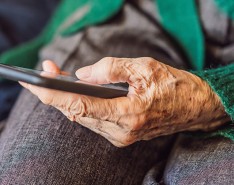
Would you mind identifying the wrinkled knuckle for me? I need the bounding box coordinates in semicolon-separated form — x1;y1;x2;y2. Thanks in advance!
66;97;90;118
122;60;133;71
106;57;120;82
128;115;146;131
74;98;89;117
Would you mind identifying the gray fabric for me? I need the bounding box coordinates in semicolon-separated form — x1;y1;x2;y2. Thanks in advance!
199;0;229;45
0;0;234;184
0;91;175;184
164;135;234;185
198;0;234;66
0;120;6;135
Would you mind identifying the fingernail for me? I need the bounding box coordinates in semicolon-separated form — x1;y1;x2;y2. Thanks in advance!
76;66;92;79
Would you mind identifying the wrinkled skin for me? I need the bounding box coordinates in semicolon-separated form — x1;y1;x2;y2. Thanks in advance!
20;58;230;147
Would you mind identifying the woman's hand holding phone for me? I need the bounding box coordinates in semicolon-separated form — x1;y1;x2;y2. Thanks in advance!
20;58;229;147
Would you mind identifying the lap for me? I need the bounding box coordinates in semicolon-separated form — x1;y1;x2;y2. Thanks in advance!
0;89;175;185
164;134;234;185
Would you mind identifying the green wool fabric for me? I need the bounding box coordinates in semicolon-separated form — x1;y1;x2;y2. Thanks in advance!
193;64;234;120
0;0;233;140
193;64;234;140
213;0;234;19
157;0;204;70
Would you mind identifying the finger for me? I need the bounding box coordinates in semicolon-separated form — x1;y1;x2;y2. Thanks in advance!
52;91;134;123
19;81;29;89
42;60;70;77
19;80;134;122
76;57;136;84
42;60;61;74
19;80;135;146
19;81;59;105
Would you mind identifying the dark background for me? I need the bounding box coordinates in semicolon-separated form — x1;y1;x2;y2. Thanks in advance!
0;0;60;121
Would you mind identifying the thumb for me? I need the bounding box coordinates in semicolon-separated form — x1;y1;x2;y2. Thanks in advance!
76;57;133;84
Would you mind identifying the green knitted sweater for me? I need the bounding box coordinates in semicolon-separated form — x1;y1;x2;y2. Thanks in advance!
0;0;233;140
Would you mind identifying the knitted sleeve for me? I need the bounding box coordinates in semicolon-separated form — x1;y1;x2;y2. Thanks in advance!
193;64;234;120
192;63;234;140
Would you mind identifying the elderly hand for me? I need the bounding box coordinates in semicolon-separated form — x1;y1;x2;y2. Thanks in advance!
20;58;229;147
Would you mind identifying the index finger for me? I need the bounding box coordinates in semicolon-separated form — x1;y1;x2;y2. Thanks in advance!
19;81;135;124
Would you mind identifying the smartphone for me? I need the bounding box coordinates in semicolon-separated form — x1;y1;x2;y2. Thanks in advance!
0;64;128;98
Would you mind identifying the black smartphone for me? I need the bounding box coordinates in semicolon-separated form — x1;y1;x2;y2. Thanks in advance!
0;64;128;98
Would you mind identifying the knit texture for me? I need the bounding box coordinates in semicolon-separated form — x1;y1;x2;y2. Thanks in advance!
157;0;204;70
193;64;234;140
193;64;234;120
